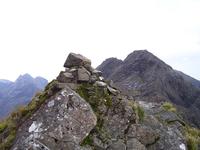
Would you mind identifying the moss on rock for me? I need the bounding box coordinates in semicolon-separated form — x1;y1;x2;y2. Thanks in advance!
77;83;113;147
162;102;177;112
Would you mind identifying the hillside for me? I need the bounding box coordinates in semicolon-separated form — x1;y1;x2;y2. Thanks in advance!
97;50;200;128
0;74;48;119
0;53;199;150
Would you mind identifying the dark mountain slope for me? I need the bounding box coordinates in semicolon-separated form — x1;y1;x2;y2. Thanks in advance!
0;74;48;119
97;50;200;127
97;57;123;79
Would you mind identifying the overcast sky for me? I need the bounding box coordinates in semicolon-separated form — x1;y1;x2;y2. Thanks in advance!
0;0;200;81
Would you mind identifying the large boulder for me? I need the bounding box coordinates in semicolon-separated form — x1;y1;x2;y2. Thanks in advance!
12;86;97;150
64;53;91;68
77;67;91;82
126;138;146;150
57;71;74;83
107;140;126;150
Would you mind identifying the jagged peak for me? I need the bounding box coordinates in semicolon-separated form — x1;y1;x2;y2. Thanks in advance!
103;57;122;63
125;50;160;62
124;50;173;70
97;57;123;69
15;73;34;82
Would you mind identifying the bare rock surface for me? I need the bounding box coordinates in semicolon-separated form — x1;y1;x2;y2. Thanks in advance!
64;53;91;68
77;67;91;82
12;86;97;150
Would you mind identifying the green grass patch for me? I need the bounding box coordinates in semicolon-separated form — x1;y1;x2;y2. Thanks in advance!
184;126;200;150
137;105;145;122
130;101;145;122
162;102;177;112
0;121;8;134
80;134;93;146
77;83;113;146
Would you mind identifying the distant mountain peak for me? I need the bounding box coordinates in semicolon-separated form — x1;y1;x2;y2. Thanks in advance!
98;50;200;127
16;73;34;82
126;50;153;58
124;50;172;69
0;74;48;119
0;79;13;84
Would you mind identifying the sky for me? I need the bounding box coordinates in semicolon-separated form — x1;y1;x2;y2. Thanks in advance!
0;0;200;81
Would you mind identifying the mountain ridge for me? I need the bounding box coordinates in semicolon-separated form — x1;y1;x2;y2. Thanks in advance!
0;52;199;150
97;50;200;127
0;74;48;119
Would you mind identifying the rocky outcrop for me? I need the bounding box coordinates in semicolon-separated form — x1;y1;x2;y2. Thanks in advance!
12;86;97;150
8;53;189;150
64;53;91;69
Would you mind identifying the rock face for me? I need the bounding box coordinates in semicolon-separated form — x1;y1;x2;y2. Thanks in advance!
12;86;97;150
97;57;123;79
9;52;188;150
64;53;91;68
97;50;200;128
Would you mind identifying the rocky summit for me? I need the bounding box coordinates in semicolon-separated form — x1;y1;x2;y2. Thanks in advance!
1;52;198;150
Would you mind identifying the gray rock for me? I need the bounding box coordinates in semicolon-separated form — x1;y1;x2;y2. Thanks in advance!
57;71;74;83
65;67;70;71
70;68;77;73
104;98;137;140
90;75;98;83
107;86;118;95
93;135;107;149
109;80;114;87
107;140;126;150
159;110;183;124
12;86;97;150
84;64;94;73
94;81;107;87
78;67;91;82
99;76;105;81
140;102;187;150
133;125;159;146
127;138;146;150
57;82;78;90
92;70;102;76
64;53;91;68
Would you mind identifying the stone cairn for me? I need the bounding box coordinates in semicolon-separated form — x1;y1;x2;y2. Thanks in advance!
57;52;119;95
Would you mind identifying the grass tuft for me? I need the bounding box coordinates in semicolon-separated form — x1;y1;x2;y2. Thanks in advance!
162;102;177;112
77;83;113;146
184;126;200;150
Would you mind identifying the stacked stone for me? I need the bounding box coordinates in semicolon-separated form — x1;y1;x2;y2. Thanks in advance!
57;52;119;95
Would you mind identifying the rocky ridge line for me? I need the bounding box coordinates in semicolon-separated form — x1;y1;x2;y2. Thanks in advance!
8;53;188;150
